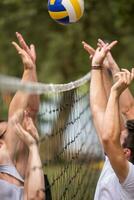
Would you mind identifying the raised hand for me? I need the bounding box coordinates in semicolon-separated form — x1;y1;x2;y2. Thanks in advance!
16;32;36;63
92;41;117;67
82;40;117;69
12;32;36;70
14;115;39;148
112;69;134;96
97;39;118;69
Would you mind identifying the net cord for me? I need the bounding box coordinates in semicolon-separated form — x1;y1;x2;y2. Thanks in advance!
0;72;90;94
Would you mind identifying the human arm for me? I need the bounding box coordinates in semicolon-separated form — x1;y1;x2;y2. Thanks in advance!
4;33;40;175
82;41;117;141
14;115;45;200
97;39;125;131
98;39;134;120
82;41;113;100
9;32;39;121
4;37;33;159
101;70;133;183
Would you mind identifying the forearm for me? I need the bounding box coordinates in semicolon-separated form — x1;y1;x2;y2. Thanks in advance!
26;145;45;199
102;90;120;144
102;66;125;131
6;70;34;160
6;69;39;164
102;68;113;100
8;69;33;118
15;141;29;178
9;68;39;119
23;67;40;119
90;68;107;138
102;88;129;182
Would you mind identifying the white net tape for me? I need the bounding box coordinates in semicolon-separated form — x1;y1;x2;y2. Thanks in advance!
0;72;91;94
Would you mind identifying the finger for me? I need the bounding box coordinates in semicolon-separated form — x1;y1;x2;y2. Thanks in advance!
114;73;120;79
101;42;108;49
82;41;95;55
119;70;129;85
122;72;128;84
16;123;31;143
89;55;93;59
115;71;127;78
14;123;25;140
102;43;110;54
108;40;118;50
122;68;131;84
24;110;29;118
97;42;102;48
98;39;106;48
26;117;39;141
131;68;134;80
30;44;36;61
12;41;23;53
12;43;28;63
98;39;106;46
16;32;33;59
114;72;123;81
16;32;29;51
121;68;130;73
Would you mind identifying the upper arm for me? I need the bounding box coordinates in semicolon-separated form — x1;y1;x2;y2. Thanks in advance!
103;140;129;183
92;112;104;145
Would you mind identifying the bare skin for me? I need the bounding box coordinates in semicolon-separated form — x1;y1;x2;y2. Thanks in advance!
14;113;45;200
82;39;134;120
0;33;40;178
0;109;24;187
83;40;134;183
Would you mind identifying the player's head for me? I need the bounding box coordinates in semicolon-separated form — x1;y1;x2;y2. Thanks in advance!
122;120;134;164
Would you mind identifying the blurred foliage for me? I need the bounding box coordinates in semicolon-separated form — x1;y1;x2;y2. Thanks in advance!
0;0;134;87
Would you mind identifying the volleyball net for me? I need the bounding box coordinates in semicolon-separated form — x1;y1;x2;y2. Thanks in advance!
0;73;103;200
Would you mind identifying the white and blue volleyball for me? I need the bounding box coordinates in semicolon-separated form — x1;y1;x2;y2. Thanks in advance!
48;0;84;25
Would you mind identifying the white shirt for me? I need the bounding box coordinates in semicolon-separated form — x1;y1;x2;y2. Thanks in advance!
94;157;134;200
0;165;24;200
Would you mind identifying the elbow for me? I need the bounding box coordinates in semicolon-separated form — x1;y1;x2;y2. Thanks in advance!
101;135;111;145
101;135;112;154
101;129;117;147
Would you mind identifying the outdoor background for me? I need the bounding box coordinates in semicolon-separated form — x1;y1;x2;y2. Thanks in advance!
0;0;134;85
0;1;134;199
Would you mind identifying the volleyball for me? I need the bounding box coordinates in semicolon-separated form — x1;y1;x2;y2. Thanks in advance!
48;0;84;25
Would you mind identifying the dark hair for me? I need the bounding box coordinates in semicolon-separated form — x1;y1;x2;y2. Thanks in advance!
126;120;134;132
123;120;134;164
